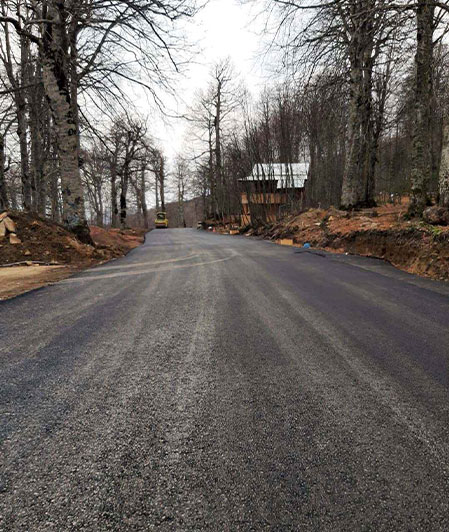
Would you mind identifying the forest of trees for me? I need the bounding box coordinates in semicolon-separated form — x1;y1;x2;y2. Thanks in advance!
187;0;449;224
1;1;449;234
0;0;198;239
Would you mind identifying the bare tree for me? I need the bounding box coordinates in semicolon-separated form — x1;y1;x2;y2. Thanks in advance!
82;143;109;226
174;156;191;227
152;149;167;213
187;58;243;221
0;1;32;210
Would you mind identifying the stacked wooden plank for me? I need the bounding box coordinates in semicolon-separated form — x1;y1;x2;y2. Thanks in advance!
0;212;21;244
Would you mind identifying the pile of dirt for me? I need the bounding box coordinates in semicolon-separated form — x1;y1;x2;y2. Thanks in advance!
90;226;145;257
0;211;145;267
1;211;97;266
243;203;449;281
0;212;22;245
0;211;146;300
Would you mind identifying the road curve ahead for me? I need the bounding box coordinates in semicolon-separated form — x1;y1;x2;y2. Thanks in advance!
1;229;449;531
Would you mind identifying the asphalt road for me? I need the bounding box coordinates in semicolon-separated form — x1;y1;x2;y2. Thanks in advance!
1;229;449;531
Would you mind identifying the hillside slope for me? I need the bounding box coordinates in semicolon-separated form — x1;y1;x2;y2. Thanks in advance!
243;203;449;281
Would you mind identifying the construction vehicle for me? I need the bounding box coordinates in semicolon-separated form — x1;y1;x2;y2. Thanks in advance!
155;212;169;229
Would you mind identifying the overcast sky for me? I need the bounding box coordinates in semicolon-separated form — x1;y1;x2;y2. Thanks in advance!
136;0;269;163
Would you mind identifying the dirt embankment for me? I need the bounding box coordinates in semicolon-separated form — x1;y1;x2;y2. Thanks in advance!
0;211;146;300
243;203;449;281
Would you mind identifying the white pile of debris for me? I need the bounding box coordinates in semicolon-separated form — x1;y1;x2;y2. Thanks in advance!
0;212;21;244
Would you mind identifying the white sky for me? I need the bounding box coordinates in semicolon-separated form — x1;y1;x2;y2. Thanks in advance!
135;0;268;164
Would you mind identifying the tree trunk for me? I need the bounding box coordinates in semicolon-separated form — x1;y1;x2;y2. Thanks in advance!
155;172;159;211
341;1;376;210
49;168;60;221
408;0;434;217
120;143;130;229
215;82;223;218
342;79;375;209
142;201;149;229
208;120;216;219
361;48;376;208
96;208;103;227
140;165;149;228
0;135;9;211
42;3;92;244
16;92;32;211
341;59;365;209
15;32;32;210
159;157;165;212
439;122;449;208
110;153;119;227
120;189;127;229
2;22;32;211
178;178;185;227
28;61;46;215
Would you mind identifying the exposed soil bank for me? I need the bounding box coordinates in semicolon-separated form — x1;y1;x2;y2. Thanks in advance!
0;211;146;299
242;203;449;281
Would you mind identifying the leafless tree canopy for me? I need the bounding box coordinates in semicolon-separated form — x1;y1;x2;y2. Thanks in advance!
2;0;449;233
0;0;199;236
181;0;449;225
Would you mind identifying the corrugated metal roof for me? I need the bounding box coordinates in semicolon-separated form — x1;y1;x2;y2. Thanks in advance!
240;163;309;189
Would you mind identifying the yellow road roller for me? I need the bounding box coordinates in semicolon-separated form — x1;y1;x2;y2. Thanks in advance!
155;211;169;229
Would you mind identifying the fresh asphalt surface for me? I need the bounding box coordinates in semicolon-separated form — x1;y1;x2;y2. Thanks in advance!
1;229;449;531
